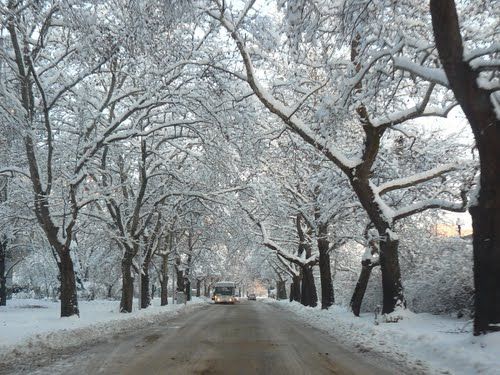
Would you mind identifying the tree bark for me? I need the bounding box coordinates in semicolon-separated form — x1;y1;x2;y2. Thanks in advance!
350;259;378;316
379;237;405;314
0;237;6;306
185;279;191;301
107;284;113;299
160;276;169;306
196;279;201;297
140;266;150;309
160;254;169;306
317;223;334;309
289;274;301;302
176;267;185;292
351;177;405;314
276;280;287;300
120;258;134;313
301;267;318;307
430;0;500;335
59;249;79;317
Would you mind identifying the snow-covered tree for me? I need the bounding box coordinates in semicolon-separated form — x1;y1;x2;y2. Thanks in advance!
208;0;475;315
430;0;500;335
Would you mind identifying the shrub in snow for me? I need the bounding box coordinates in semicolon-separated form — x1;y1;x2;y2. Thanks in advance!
403;237;473;317
332;223;473;317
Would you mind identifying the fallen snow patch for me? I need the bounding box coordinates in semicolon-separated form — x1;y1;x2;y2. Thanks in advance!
266;299;500;375
0;298;208;363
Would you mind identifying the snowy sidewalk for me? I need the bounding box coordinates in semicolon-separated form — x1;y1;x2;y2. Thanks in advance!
266;300;500;375
0;297;208;361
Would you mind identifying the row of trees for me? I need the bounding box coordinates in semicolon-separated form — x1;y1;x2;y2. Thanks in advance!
206;0;498;335
0;0;498;335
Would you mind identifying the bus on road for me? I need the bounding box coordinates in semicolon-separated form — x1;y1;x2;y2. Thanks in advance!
212;281;237;304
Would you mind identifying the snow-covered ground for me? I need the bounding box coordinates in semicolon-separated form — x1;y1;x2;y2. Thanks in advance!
267;299;500;375
2;297;499;374
0;297;208;362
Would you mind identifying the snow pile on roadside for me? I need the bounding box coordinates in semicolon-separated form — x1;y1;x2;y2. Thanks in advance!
0;297;208;361
267;300;500;375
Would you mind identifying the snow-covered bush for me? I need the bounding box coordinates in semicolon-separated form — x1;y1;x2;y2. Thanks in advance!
403;237;473;316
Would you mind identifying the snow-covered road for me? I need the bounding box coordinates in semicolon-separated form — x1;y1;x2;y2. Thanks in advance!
1;300;411;374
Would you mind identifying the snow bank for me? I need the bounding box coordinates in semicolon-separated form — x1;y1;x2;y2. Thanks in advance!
0;297;207;361
266;300;500;375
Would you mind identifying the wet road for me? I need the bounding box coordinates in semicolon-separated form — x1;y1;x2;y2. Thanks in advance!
14;300;407;374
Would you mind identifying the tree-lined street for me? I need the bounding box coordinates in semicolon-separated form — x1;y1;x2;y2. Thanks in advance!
3;301;409;375
0;0;499;372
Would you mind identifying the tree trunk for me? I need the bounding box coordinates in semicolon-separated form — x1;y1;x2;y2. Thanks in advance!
471;203;500;334
59;249;79;317
160;275;169;306
318;250;334;309
0;239;6;306
176;268;185;292
289;274;301;302
350;259;377;316
107;284;113;299
196;279;201;297
379;237;405;314
185;279;191;301
317;223;334;309
301;267;318;307
140;267;150;309
160;254;168;306
120;258;134;313
276;280;287;300
430;0;500;335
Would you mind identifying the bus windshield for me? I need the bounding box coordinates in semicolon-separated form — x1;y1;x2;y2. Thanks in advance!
214;286;234;296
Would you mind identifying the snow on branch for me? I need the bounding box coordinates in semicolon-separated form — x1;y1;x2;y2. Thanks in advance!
258;221;318;267
464;43;500;62
104;119;204;143
234;0;257;30
345;42;404;99
0;166;30;179
241;206;318;267
393;195;467;222
209;9;361;173
393;57;449;87
371;83;436;127
374;163;457;196
154;186;246;207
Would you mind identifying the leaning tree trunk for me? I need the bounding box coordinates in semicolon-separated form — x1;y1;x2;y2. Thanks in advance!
350;259;379;316
120;257;134;313
289;274;301;302
430;0;500;335
317;223;334;309
59;249;79;317
301;267;318;307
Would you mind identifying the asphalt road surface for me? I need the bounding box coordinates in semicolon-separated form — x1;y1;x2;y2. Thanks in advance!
8;300;411;374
